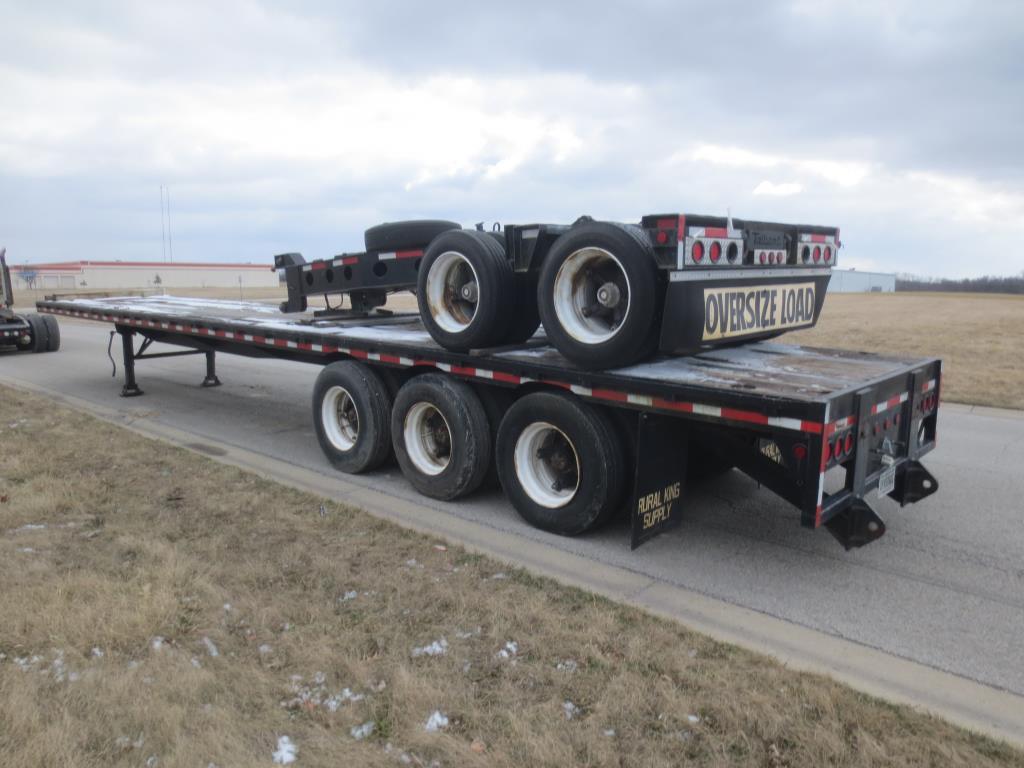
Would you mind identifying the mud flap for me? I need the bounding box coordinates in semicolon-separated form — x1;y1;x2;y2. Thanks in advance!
630;414;688;550
824;499;886;550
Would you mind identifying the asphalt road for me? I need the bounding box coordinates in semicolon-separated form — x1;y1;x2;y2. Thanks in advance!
4;319;1024;700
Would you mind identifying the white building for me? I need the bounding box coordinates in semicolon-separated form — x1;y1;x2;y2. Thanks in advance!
10;260;279;292
827;269;896;293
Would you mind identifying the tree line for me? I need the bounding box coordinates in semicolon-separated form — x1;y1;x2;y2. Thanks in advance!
895;273;1024;294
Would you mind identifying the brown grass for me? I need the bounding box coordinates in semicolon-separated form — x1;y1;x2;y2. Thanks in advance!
1;386;1022;767
787;292;1024;410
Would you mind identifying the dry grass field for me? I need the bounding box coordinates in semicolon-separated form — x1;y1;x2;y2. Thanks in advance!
2;385;1023;768
788;292;1024;410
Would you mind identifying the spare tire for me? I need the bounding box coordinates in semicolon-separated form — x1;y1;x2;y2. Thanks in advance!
364;220;461;253
538;221;660;370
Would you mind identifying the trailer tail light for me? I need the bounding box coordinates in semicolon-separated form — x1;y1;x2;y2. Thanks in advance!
692;241;704;263
813;246;821;263
833;437;844;460
792;444;807;462
709;241;722;263
844;433;854;455
759;252;767;264
823;246;832;263
656;230;669;244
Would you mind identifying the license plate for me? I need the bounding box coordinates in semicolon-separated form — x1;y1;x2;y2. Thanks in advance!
877;465;896;497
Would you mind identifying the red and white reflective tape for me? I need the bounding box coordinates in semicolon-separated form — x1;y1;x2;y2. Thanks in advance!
687;226;741;239
798;233;837;245
870;391;909;415
922;378;937;393
375;249;422;262
42;306;829;436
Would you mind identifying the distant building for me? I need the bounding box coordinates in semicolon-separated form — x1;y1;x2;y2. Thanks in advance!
9;260;278;292
827;269;895;293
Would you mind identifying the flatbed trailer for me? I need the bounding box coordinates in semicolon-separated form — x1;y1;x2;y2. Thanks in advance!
38;295;941;550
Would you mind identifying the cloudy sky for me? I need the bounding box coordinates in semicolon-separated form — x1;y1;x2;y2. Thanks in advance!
1;0;1021;277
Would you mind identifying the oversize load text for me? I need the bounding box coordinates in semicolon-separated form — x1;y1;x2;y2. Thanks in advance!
702;282;816;341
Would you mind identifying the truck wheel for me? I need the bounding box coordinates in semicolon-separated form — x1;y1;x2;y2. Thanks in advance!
496;391;625;535
42;315;61;352
26;313;49;353
364;220;461;253
391;374;491;500
417;230;512;351
538;221;659;369
313;361;393;473
474;383;514;488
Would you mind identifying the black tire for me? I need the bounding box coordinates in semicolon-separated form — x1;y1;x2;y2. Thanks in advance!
312;361;393;473
364;220;461;253
538;221;659;369
25;313;49;353
496;391;626;535
391;374;491;500
416;230;513;351
474;384;514;489
42;314;60;352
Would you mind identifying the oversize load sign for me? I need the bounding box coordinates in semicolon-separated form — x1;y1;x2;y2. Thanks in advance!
702;282;816;341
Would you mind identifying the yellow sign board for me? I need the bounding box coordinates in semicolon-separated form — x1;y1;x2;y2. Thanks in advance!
702;282;816;341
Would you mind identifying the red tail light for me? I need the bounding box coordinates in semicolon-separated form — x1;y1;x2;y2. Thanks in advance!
833;437;843;459
656;230;669;244
759;252;766;264
823;246;832;263
813;246;821;263
792;444;807;461
709;241;722;263
692;241;704;263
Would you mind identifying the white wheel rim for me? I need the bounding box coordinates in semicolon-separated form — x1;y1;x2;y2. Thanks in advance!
425;250;480;334
513;422;580;508
552;247;631;344
322;386;359;451
403;401;452;476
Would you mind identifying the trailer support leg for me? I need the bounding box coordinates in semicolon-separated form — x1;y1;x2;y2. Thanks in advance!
201;351;222;388
824;499;886;550
119;330;144;398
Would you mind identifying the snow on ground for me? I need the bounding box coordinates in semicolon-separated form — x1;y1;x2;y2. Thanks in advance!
201;637;220;658
350;721;375;740
563;701;582;720
556;659;578;672
423;711;449;733
411;638;448;658
272;736;297;764
496;641;518;660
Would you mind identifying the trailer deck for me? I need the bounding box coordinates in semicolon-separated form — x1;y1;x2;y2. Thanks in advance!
38;294;941;549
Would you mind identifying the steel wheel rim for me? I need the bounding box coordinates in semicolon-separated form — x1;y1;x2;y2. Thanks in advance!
404;401;452;476
322;385;359;451
552;247;631;344
513;421;580;508
426;250;480;334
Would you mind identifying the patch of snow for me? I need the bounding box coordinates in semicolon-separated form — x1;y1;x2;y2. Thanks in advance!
423;711;449;733
191;658;202;668
563;701;581;720
687;714;701;724
91;647;104;658
351;721;375;740
489;572;508;580
272;735;297;764
16;523;46;531
556;660;578;673
201;637;220;658
258;644;273;655
325;688;364;712
411;638;448;658
454;627;480;639
603;729;616;737
223;603;232;612
151;637;166;651
13;655;42;671
433;544;447;552
404;558;421;568
17;547;35;553
146;756;159;767
338;590;358;602
496;641;518;659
